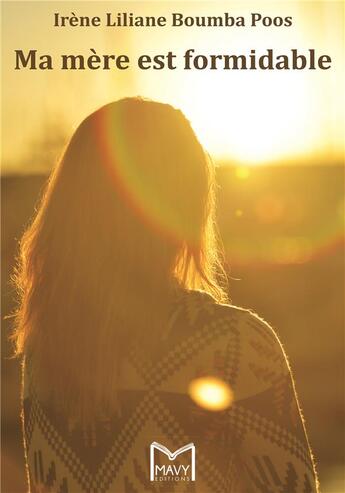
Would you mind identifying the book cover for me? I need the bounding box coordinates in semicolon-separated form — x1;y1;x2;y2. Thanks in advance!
1;1;344;492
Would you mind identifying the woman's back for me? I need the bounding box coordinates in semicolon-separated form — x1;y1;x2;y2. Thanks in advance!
22;287;318;493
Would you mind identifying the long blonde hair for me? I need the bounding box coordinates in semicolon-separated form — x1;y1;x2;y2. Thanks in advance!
12;97;228;423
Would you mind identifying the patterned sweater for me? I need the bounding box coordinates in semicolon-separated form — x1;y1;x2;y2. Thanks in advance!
22;289;319;493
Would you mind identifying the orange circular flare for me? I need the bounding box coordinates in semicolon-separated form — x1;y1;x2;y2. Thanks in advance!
188;376;234;411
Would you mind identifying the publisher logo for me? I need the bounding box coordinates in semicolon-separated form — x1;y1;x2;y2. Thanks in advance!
150;442;196;482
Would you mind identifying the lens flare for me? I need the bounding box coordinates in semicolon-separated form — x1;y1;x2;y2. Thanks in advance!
188;376;233;411
94;101;207;247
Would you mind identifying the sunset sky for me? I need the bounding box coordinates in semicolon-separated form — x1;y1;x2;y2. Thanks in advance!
2;1;344;173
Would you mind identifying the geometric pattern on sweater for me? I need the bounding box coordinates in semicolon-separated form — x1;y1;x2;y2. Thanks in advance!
22;288;319;492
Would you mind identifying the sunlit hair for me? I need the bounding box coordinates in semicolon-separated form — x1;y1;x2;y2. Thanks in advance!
12;97;228;424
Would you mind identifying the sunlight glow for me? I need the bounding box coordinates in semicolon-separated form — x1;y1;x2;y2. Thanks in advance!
183;62;326;165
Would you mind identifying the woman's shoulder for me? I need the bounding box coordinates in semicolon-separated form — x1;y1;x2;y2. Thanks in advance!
178;289;291;398
178;287;282;337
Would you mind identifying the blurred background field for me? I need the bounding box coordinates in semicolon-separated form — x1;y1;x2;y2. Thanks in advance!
2;163;344;492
